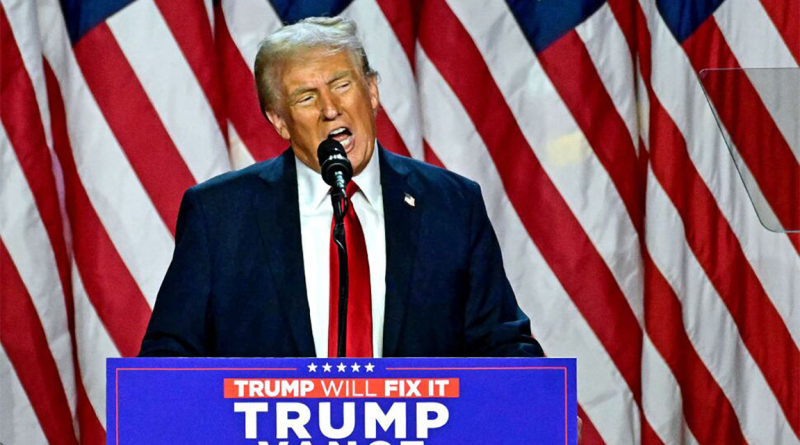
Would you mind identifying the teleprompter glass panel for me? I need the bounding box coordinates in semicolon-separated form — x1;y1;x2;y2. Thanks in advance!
699;68;799;233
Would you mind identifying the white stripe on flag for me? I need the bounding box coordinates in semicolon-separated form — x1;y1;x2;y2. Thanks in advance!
343;0;424;159
3;0;53;150
202;0;214;31
709;123;800;324
73;267;121;429
220;0;282;69
640;335;701;445
641;0;800;345
228;121;257;169
37;0;174;306
744;71;800;164
636;64;651;150
575;3;639;147
446;0;645;326
644;168;799;445
108;0;231;183
715;0;797;69
714;0;800;162
415;47;508;212
0;345;49;445
416;46;642;445
0;122;78;417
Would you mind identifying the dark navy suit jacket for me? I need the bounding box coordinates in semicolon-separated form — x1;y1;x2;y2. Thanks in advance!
139;147;543;357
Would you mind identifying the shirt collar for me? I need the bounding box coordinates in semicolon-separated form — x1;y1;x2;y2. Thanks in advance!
295;141;381;211
353;142;381;209
296;153;330;211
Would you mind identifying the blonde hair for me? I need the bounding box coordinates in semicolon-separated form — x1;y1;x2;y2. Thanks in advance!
254;16;376;112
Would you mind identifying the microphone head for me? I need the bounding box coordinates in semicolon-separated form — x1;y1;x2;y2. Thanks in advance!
317;138;353;187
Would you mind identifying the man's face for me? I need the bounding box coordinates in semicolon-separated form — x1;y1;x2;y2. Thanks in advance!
265;48;380;176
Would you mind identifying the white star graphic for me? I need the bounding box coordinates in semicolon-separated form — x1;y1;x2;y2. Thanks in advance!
365;363;375;372
307;363;317;372
351;363;361;372
337;362;347;372
322;362;332;372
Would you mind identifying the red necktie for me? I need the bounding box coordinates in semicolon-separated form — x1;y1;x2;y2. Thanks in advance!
328;181;373;357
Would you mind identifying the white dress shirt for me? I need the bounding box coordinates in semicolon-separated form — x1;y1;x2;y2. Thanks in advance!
295;149;386;358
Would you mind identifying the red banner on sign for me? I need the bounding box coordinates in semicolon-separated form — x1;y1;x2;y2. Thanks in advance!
223;378;460;399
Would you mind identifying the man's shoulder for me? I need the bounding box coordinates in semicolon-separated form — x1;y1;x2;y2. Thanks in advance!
187;151;289;201
381;148;481;200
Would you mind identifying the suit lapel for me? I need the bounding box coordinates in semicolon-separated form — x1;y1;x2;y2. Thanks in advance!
379;148;421;357
253;149;316;357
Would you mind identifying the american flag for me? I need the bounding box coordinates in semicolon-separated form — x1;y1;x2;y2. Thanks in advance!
1;0;798;443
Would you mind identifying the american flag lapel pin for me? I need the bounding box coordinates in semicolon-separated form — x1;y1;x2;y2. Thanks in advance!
404;193;416;207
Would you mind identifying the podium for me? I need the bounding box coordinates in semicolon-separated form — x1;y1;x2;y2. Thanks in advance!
107;357;577;444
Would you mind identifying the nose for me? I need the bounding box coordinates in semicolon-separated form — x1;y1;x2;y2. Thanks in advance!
319;89;341;120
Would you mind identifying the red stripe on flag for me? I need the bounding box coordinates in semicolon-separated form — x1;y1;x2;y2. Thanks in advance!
0;241;78;445
376;106;412;157
684;18;800;245
423;140;445;168
648;89;800;437
73;23;195;234
425;139;610;445
76;381;106;444
637;8;800;433
606;0;638;64
215;3;286;162
643;252;747;445
576;406;605;445
0;0;72;299
368;2;438;160
757;0;800;64
636;23;800;435
43;59;152;358
374;0;420;70
538;23;749;443
0;0;75;341
633;10;751;443
641;417;667;445
0;9;107;440
419;0;646;406
154;0;227;137
537;31;645;236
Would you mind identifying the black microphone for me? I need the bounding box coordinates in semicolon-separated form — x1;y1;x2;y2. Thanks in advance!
317;138;353;192
318;138;352;357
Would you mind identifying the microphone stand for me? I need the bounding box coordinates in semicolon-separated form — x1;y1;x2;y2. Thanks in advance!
330;185;349;358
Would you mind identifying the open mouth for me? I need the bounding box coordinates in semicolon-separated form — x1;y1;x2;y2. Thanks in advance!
328;127;354;151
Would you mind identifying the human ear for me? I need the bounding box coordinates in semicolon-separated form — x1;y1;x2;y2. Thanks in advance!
265;110;291;140
367;74;380;111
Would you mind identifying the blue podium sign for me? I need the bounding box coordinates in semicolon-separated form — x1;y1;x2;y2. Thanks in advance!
107;358;576;445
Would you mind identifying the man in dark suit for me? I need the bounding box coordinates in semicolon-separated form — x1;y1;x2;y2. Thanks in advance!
139;16;543;359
